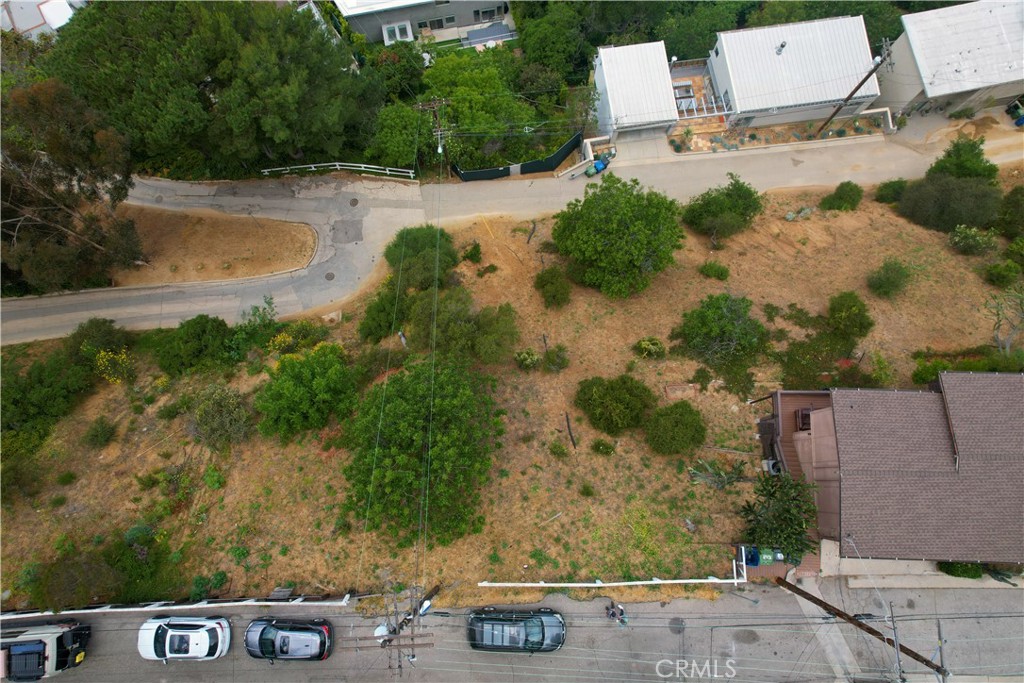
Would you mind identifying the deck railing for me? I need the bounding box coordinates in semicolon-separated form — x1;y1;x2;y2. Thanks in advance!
260;162;415;179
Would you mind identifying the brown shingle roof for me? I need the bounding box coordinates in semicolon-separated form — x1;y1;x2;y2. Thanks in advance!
939;372;1024;462
831;374;1024;564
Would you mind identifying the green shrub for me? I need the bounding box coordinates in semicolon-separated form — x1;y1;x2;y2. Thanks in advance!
698;260;729;280
549;441;569;459
937;561;983;579
56;471;77;486
284;319;330;351
867;258;912;298
358;280;409;343
996;186;1024;238
49;495;67;508
819;181;863;211
210;570;228;590
255;344;357;442
190;575;212;601
514;348;541;370
156;397;190;420
644;401;706;455
948;225;997;255
682;173;763;244
192;384;251;450
407;287;475;357
538;240;559;254
947;107;975;120
689;366;713;392
228;297;280;359
64;318;130;366
474;303;520;364
985;260;1022;288
83;416;117;448
669;294;769;370
534;266;571;308
874;178;907;203
462;241;482;263
898;175;1002;232
590;439;615;455
911;358;951;385
156;315;232;376
542;344;570;372
632;337;666;359
826;291;874;340
1006;237;1024;267
202;464;226;490
574;375;656;436
476;264;498;278
926;136;998;181
579;482;595;497
384;225;458;290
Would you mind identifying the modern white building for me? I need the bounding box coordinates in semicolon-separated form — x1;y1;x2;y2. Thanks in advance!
1;0;78;38
876;0;1024;116
594;41;679;141
707;16;880;128
333;0;511;46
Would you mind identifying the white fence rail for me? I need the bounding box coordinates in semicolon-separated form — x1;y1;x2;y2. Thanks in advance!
261;162;415;179
479;546;749;589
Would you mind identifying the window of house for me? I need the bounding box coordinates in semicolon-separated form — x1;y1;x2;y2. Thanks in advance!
429;17;444;29
382;20;413;45
480;8;496;21
417;20;428;29
444;15;455;24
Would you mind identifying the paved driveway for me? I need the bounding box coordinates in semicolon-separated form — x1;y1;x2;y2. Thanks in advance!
2;114;1020;345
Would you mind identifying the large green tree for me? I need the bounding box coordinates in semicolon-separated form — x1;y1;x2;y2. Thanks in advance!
2;46;140;293
344;361;502;545
657;2;744;60
46;1;380;176
553;173;682;298
519;2;592;84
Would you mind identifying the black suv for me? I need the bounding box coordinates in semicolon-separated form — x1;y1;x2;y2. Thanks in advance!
467;607;565;653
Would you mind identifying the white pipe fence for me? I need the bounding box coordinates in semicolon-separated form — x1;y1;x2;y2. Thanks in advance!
479;546;749;589
260;162;415;179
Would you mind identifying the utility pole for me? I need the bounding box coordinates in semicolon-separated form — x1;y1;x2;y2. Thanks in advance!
936;620;949;683
815;45;890;137
774;578;949;678
414;99;450;173
889;602;906;683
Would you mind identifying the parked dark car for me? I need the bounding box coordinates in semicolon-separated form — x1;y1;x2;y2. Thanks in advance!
467;607;565;653
243;618;332;661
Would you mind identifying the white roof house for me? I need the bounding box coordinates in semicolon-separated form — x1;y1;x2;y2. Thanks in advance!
708;16;879;123
877;0;1023;113
594;41;678;139
903;0;1022;98
333;0;429;19
1;0;77;39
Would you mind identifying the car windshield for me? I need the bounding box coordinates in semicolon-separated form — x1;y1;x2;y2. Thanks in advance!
523;618;544;650
205;628;219;658
259;626;279;658
153;625;168;659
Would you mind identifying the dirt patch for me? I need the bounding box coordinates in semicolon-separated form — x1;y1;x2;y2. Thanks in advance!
111;205;316;286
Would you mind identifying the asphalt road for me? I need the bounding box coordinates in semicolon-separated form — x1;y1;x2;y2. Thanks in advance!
5;581;1021;683
1;114;1021;345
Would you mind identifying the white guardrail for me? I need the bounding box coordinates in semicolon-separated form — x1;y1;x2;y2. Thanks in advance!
478;546;749;589
260;162;415;179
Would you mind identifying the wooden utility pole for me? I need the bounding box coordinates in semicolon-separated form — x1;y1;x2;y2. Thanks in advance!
814;47;890;137
774;578;949;678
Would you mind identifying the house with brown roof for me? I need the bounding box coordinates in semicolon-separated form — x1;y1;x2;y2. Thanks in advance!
757;372;1024;565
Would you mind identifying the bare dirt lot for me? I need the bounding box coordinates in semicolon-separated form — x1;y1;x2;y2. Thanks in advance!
3;165;1021;611
111;205;316;286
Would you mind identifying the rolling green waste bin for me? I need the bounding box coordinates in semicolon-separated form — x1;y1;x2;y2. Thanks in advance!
758;548;776;566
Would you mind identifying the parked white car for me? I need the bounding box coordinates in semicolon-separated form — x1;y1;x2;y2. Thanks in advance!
137;616;230;662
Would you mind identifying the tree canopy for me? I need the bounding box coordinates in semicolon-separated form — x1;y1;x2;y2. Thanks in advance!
553;173;682;298
45;1;380;177
344;361;502;545
2;32;140;293
741;473;818;564
670;293;770;370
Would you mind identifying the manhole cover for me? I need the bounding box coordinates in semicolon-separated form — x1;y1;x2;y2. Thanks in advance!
669;617;686;635
349;198;359;207
325;272;335;281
